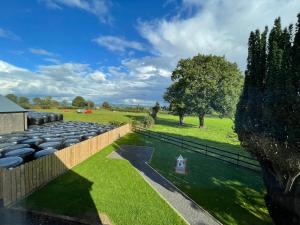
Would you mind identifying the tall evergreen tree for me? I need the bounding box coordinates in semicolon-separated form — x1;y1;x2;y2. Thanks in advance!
235;14;300;225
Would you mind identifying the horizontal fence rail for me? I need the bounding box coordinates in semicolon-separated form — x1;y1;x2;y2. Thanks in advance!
133;126;261;172
0;124;131;207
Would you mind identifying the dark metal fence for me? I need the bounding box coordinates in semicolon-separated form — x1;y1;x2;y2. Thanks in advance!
133;126;261;172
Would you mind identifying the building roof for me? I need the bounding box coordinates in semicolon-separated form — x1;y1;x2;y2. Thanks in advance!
0;95;27;113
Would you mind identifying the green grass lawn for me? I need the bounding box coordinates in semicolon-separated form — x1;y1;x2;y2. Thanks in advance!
19;136;187;225
40;108;146;124
34;109;272;225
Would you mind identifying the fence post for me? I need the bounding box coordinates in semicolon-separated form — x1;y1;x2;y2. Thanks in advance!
181;136;183;149
205;145;208;155
237;153;240;165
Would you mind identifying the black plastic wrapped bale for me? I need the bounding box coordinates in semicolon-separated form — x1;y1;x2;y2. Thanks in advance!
82;132;97;140
29;117;44;126
38;142;62;150
58;114;64;121
34;149;57;159
1;144;31;154
43;137;64;143
0;157;23;168
26;132;43;138
48;113;56;122
5;148;35;158
0;143;15;152
64;139;80;147
21;138;44;148
7;136;29;144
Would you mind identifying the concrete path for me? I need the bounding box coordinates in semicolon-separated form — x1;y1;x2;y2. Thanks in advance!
109;145;222;225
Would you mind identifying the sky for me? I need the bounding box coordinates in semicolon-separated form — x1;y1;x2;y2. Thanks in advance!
0;0;299;105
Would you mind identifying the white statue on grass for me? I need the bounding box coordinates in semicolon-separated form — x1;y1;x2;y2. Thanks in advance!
175;155;186;174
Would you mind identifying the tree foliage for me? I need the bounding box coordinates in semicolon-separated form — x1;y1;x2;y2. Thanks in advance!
17;96;31;109
72;96;86;108
5;94;18;103
166;54;243;127
164;81;189;125
151;102;160;119
235;14;300;225
102;101;111;110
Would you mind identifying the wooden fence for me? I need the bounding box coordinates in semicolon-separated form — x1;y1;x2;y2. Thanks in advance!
0;123;131;207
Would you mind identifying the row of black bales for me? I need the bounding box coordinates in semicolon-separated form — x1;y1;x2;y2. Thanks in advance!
27;111;64;126
0;119;116;168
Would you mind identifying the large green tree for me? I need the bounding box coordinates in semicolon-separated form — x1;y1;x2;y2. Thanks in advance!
18;96;31;109
164;80;189;125
72;96;86;108
235;14;300;225
170;55;243;128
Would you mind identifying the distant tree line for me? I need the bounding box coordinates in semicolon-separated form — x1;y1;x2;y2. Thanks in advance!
235;14;300;225
5;94;95;109
164;54;243;127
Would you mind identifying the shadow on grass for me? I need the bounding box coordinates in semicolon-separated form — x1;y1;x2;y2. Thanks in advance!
122;132;271;225
15;155;103;225
150;129;248;157
155;116;196;128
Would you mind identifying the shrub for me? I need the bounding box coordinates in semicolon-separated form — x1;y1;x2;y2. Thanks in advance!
142;115;155;128
109;121;126;127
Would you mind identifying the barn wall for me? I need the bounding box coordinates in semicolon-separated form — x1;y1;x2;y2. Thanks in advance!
0;112;26;135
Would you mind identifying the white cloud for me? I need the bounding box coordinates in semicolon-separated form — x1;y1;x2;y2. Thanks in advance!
29;48;57;57
138;0;300;70
0;60;27;73
93;36;144;52
41;0;112;23
90;70;106;81
44;58;61;64
0;59;164;105
0;28;21;41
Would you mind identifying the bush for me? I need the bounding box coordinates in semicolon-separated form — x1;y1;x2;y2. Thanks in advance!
142;115;155;128
131;119;141;128
109;121;126;127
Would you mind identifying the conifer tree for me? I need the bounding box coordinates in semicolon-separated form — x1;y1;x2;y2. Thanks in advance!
235;14;300;225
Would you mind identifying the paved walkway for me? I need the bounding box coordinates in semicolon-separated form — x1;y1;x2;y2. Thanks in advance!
109;145;222;225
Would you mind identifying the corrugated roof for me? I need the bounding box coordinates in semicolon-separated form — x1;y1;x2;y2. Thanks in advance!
0;95;27;113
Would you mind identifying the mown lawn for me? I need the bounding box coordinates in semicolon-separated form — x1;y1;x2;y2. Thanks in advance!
111;132;271;225
40;108;146;124
19;135;187;225
35;109;272;225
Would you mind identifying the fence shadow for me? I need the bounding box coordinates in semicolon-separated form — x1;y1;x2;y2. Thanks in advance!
0;124;131;225
3;154;103;225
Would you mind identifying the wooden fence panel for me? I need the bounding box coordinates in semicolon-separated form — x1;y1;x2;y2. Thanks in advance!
0;124;131;207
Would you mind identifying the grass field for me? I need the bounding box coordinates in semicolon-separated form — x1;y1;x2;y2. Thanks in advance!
19;137;187;225
35;109;272;225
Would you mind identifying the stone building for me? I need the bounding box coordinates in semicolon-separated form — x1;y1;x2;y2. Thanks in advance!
0;95;27;135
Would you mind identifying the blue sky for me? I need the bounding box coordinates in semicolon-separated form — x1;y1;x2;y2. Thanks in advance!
0;0;299;105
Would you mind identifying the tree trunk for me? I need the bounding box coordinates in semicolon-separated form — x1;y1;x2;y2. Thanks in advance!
179;115;184;125
199;113;205;128
260;160;300;225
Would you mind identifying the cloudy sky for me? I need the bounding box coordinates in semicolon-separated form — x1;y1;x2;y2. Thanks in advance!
0;0;299;105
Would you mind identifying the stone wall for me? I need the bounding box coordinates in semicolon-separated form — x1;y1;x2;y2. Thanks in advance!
0;112;27;135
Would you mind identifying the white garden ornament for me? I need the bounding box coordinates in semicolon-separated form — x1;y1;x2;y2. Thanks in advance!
175;155;186;174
